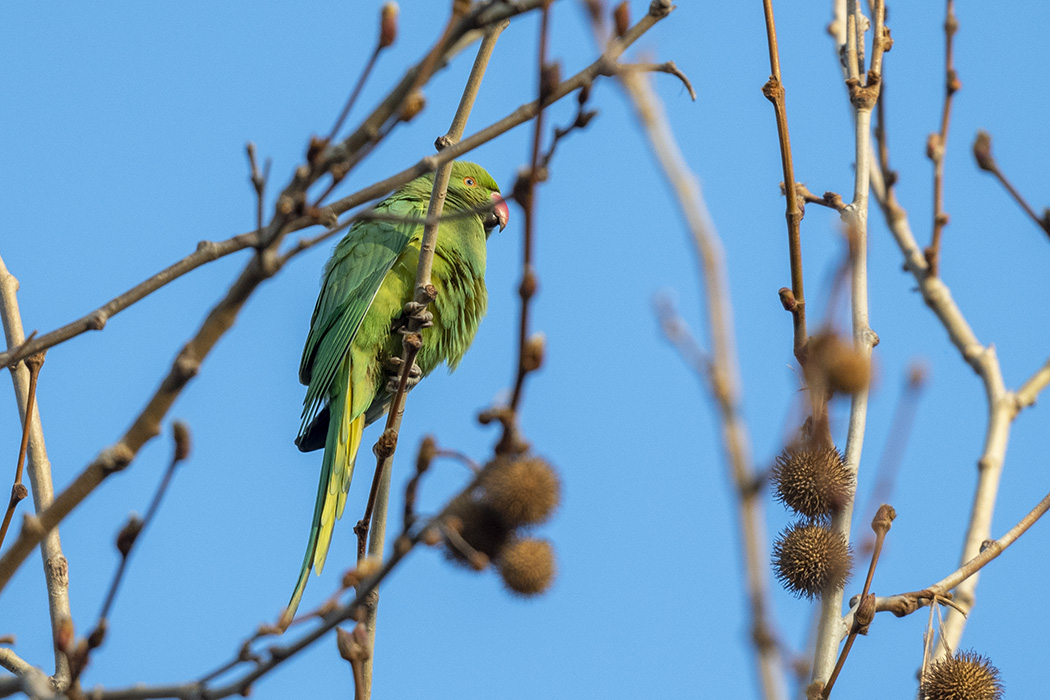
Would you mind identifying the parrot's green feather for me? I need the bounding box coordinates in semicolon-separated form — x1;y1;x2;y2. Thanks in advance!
284;162;504;625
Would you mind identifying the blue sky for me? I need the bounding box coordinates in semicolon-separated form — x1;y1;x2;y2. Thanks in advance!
2;2;1049;698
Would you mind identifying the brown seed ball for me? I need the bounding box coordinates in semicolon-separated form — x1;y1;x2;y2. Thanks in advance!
771;444;853;520
481;456;561;527
497;538;555;596
922;651;1003;700
442;497;512;568
807;331;871;395
772;523;852;599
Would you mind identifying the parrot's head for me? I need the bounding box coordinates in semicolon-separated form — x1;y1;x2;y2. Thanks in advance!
448;161;508;237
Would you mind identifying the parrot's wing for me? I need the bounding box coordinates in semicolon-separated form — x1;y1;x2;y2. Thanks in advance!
298;195;423;438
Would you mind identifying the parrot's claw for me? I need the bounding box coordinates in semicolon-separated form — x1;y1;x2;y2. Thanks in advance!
401;302;434;330
384;357;423;394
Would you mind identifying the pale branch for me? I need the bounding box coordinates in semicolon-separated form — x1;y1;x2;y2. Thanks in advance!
615;64;786;700
811;0;884;688
1016;356;1050;410
855;4;1049;663
0;256;72;687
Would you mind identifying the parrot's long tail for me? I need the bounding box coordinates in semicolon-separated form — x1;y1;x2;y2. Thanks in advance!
283;378;364;628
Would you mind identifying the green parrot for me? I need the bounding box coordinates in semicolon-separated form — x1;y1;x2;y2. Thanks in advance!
286;161;508;621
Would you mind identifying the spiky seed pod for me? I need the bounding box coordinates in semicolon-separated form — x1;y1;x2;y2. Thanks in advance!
497;537;555;596
772;523;852;599
442;497;513;568
922;650;1003;700
771;444;853;520
807;331;871;395
481;456;561;527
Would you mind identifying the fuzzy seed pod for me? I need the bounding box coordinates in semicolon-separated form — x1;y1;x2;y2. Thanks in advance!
443;497;513;567
771;444;853;520
497;537;555;596
922;650;1003;700
772;523;852;599
481;456;561;527
807;331;871;395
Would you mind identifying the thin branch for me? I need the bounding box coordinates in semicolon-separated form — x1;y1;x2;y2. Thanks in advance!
760;0;808;364
0;256;72;687
821;506;893;698
508;0;554;414
972;130;1050;240
870;484;1050;619
87;464;495;700
1016;356;1050;410
0;352;43;549
811;0;883;688
0;234;258;369
924;0;960;277
614;50;787;700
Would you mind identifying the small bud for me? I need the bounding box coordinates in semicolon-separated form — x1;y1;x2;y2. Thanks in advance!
399;91;426;122
306;136;328;165
394;536;412;557
871;504;896;535
497;538;555;596
972;131;995;172
12;484;27;502
522;333;546;372
55;616;74;654
922;650;1003;700
87;620;107;649
379;2;399;48
772;522;852;599
416;435;437;475
172;421;191;462
613;1;630;37
336;624;370;663
853;593;875;635
116;516;144;557
539;62;561;102
771;443;853;521
421;526;442;547
480;456;561;527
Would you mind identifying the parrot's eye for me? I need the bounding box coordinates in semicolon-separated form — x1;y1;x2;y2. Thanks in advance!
463;177;476;187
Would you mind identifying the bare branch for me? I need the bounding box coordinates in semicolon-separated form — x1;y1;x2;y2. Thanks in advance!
0;256;72;686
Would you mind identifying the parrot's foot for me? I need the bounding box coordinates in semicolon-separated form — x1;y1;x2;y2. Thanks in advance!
384;356;423;394
401;301;434;330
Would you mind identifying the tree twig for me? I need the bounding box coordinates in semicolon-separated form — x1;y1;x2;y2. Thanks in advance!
0;352;44;549
759;0;808;365
923;0;960;277
0;256;72;687
972;130;1050;240
811;0;885;689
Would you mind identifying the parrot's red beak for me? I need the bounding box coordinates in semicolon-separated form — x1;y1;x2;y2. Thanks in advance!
489;192;509;232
